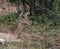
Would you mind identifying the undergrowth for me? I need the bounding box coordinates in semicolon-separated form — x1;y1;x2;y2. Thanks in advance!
0;13;18;29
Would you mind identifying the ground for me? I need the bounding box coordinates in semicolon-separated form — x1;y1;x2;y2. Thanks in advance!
0;24;60;49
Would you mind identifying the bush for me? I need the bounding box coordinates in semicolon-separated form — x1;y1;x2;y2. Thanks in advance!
0;13;18;29
29;15;60;26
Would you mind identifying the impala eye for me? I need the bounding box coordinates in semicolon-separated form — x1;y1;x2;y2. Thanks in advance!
22;15;25;18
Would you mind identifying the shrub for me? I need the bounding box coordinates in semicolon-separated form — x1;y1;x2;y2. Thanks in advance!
0;13;18;29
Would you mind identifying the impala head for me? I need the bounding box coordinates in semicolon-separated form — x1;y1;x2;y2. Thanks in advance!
19;12;32;25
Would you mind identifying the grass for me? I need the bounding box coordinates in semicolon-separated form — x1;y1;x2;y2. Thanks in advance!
0;25;60;49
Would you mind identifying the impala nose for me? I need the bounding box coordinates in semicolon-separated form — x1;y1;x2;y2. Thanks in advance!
28;21;32;25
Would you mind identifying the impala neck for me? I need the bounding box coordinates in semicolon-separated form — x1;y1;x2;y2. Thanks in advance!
14;16;22;38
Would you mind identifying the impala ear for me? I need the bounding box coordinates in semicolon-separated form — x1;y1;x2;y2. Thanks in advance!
19;12;23;16
25;11;30;16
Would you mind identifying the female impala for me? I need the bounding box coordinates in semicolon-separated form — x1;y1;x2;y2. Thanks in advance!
0;12;32;42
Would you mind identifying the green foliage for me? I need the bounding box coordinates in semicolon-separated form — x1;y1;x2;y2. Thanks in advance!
0;13;18;29
29;0;60;26
29;14;60;26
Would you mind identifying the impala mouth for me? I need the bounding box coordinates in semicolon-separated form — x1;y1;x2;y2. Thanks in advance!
27;21;32;25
